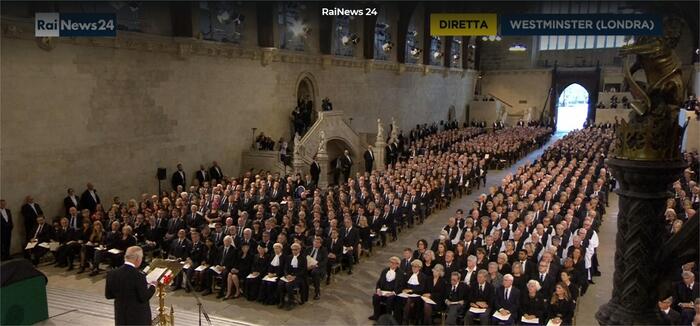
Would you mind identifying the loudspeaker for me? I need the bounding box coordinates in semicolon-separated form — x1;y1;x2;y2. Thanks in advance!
157;168;167;180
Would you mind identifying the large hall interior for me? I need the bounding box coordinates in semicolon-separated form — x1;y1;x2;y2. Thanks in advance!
1;1;699;325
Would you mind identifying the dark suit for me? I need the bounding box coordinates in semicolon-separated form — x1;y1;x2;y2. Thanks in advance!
105;263;156;325
196;170;209;184
80;189;101;213
363;150;374;173
340;155;353;182
1;209;13;260
445;282;469;324
305;246;328;295
492;286;520;323
340;226;359;271
171;170;186;190
278;254;308;306
20;203;43;241
63;195;80;216
310;161;321;186
209;165;223;181
466;282;495;326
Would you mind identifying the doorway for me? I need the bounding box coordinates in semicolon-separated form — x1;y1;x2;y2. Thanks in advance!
327;139;353;186
556;83;589;132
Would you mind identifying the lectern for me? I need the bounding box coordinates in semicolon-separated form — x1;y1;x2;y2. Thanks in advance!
144;259;183;326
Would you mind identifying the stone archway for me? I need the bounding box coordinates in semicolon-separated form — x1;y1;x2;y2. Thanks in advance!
326;137;358;185
294;72;320;130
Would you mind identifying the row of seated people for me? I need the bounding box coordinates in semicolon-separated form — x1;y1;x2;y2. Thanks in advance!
370;126;616;325
22;125;552;311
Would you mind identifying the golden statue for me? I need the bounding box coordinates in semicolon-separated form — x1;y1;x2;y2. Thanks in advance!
613;17;687;161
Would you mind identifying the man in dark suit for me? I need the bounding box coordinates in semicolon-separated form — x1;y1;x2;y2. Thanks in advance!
105;246;156;326
0;200;13;261
535;261;557;298
369;256;404;321
209;161;223;182
204;236;237;297
465;270;495;326
63;188;80;216
21;195;43;242
445;271;469;325
305;237;328;300
659;295;682;325
278;243;307;310
171;163;186;190
675;271;699;324
340;150;353;183
364;145;375;173
326;230;343;284
492;274;520;324
340;218;359;274
196;165;209;185
169;229;192;290
310;157;321;187
80;183;101;213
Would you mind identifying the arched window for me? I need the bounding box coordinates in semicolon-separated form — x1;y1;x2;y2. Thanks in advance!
199;1;245;43
405;16;419;64
333;15;356;57
429;36;443;66
450;38;463;68
278;2;309;51
374;8;391;60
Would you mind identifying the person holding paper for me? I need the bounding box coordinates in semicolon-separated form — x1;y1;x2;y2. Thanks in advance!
169;229;192;291
105;246;155;325
277;243;307;310
547;283;575;326
339;218;358;275
395;259;428;324
422;264;447;325
224;243;253;299
491;274;519;324
444;271;468;326
465;270;494;326
183;231;206;292
369;256;403;321
245;245;269;301
520;280;547;325
305;236;327;300
25;215;52;265
78;220;105;274
258;243;285;304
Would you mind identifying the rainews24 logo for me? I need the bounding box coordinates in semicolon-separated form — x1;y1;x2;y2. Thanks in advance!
35;12;116;37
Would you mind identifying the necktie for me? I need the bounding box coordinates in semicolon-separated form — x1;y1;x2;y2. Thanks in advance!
480;284;484;292
311;248;317;258
505;288;509;300
35;224;42;239
540;273;545;282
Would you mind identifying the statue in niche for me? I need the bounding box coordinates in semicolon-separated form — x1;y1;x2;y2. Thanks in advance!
293;132;301;155
376;118;384;143
317;131;326;154
390;117;398;143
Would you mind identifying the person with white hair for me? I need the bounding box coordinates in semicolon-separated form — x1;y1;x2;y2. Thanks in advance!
465;269;494;325
491;274;519;324
105;246;155;325
520;280;547;324
369;256;403;321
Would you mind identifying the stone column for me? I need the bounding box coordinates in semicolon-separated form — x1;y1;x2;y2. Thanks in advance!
316;151;329;189
595;159;685;325
374;118;386;172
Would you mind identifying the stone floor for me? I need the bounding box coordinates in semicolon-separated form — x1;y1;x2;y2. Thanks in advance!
37;134;617;325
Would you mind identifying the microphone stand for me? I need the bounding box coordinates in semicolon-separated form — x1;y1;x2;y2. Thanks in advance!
183;269;212;326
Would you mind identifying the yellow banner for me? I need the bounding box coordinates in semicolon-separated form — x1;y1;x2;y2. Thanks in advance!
430;13;498;36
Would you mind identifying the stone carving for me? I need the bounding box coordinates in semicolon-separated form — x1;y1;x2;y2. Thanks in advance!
614;18;685;161
390;117;398;143
293;132;301;155
317;131;326;154
376;118;385;143
36;37;55;51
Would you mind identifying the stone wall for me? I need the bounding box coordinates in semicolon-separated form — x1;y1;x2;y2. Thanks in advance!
479;69;553;121
0;23;476;253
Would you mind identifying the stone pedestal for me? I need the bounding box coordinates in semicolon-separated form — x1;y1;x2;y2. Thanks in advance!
292;153;305;175
373;140;386;172
317;151;329;189
596;158;686;325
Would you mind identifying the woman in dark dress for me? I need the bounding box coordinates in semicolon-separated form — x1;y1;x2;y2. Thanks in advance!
511;261;527;294
245;245;268;301
413;239;428;262
358;216;372;253
422;264;448;325
453;242;467;270
547;283;575;326
520;279;548;325
421;250;437;277
560;270;579;303
569;247;588;295
224;243;253;299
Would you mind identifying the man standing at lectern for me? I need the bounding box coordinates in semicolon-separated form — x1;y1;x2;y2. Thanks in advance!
106;246;155;325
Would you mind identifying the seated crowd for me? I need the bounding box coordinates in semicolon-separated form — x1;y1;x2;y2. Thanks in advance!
370;126;625;325
16;122;551;313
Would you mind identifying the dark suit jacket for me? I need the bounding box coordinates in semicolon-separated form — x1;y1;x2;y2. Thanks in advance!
469;282;495;306
1;209;13;242
364;150;374;171
283;254;308;278
218;245;238;269
171;170;186;190
305;246;328;272
196;170;209;184
493;286;520;318
209;166;223;181
29;223;52;243
21;203;43;238
661;308;682;325
169;238;192;259
340;226;359;248
80;190;101;213
105;264;156;325
376;267;404;292
63;195;80;215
